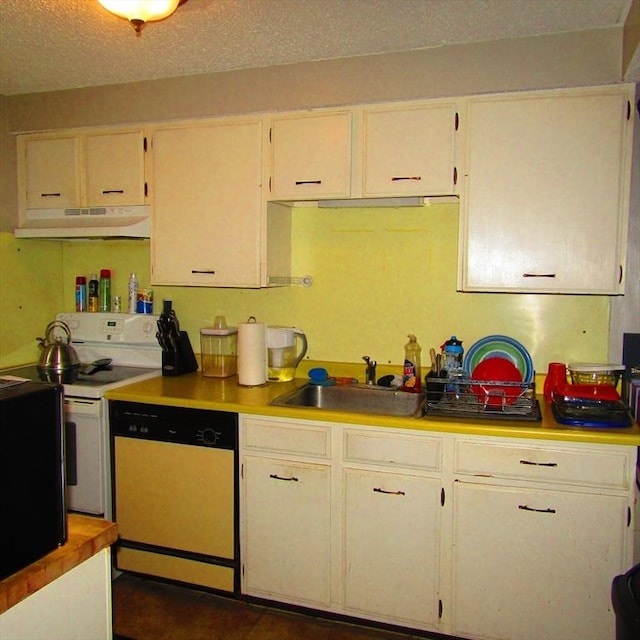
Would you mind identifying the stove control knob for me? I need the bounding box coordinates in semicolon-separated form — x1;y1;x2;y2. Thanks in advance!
61;314;80;330
201;428;220;446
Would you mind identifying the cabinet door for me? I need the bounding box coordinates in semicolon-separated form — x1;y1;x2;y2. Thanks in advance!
451;482;629;640
151;119;263;287
363;104;457;196
85;130;146;206
460;87;632;294
270;111;352;199
23;136;81;209
242;456;331;607
343;468;441;628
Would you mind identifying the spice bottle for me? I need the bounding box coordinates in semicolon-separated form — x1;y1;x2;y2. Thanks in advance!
127;273;138;314
75;276;87;312
402;334;422;392
88;274;99;312
99;269;111;312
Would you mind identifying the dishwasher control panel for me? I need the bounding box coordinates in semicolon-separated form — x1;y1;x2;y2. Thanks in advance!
110;401;237;450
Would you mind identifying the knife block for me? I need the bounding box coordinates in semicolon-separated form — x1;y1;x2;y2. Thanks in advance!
162;331;198;376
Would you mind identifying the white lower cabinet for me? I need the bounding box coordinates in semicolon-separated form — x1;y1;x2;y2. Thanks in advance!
240;415;636;640
242;455;332;607
450;482;628;640
343;468;441;627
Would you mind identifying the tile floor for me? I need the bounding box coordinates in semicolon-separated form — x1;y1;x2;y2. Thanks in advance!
112;574;431;640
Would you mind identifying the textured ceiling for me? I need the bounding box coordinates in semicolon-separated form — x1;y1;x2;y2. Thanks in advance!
0;0;637;96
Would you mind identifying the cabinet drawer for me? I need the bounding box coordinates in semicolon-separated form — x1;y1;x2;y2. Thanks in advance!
344;428;442;471
454;439;632;489
242;417;331;458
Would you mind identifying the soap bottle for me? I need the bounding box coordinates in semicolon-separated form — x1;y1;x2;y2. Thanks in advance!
88;274;99;312
402;334;422;392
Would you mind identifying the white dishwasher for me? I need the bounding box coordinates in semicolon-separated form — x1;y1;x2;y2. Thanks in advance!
110;401;238;594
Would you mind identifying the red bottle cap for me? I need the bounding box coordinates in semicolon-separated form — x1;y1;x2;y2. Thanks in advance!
76;276;86;284
100;269;111;278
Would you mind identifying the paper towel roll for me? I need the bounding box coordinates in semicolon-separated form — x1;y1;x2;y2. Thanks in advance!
237;321;267;386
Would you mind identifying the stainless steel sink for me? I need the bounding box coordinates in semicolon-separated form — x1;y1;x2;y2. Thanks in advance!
271;383;425;417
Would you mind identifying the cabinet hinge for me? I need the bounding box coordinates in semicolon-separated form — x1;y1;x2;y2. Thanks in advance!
454;112;459;131
438;599;443;619
440;487;445;506
143;136;148;152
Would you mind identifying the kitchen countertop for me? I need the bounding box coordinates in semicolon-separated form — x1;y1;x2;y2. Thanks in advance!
0;515;117;615
105;369;640;446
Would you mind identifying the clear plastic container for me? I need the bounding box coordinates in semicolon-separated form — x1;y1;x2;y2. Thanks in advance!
200;326;238;377
568;363;625;386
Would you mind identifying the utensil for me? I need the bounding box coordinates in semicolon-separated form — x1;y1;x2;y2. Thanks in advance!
83;358;113;375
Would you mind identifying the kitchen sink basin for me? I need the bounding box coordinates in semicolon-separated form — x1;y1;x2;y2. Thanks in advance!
271;383;425;417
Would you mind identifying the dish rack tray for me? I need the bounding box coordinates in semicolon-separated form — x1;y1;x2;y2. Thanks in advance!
422;376;541;421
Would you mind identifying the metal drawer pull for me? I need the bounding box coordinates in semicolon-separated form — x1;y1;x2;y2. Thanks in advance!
269;473;299;482
102;189;125;194
518;505;556;514
295;180;322;185
373;487;406;496
520;460;558;467
522;273;557;278
191;270;216;274
41;192;61;197
391;176;421;181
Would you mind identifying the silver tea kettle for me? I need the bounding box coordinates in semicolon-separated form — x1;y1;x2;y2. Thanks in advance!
36;320;80;383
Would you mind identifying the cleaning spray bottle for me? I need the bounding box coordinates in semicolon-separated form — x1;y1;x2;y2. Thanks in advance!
402;334;422;392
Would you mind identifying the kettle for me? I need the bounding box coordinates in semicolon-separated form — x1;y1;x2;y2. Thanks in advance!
266;327;308;382
37;320;80;383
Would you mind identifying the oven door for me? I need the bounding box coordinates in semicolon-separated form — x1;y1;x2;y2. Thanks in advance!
64;397;105;516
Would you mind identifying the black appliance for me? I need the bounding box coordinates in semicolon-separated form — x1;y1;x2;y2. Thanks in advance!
612;562;640;640
0;380;67;580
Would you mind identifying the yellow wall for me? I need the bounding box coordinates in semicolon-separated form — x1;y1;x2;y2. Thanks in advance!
1;202;609;374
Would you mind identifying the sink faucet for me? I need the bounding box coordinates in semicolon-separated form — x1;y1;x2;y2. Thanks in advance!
362;356;377;385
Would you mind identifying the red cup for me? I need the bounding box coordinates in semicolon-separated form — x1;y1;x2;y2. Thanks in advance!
544;362;567;402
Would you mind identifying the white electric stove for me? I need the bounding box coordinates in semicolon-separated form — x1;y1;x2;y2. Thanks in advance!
1;312;162;519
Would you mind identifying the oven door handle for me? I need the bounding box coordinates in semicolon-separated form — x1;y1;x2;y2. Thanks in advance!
65;420;78;486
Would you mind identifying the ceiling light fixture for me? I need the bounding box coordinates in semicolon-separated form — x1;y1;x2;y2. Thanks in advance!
98;0;187;34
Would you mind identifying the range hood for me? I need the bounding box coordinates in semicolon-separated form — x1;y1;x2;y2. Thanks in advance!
14;205;150;239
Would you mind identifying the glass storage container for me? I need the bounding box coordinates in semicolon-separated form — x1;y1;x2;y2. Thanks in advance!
200;326;237;378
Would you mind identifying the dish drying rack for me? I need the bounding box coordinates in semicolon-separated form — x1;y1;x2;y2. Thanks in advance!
422;375;541;421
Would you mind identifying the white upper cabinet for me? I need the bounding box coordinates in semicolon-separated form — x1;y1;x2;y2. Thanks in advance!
362;102;458;197
150;118;267;288
85;130;146;206
20;129;147;210
269;111;352;200
458;85;634;294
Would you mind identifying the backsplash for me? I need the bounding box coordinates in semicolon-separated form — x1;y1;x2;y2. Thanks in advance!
1;203;611;373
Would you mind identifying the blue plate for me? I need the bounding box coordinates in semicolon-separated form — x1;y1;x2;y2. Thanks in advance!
464;335;534;385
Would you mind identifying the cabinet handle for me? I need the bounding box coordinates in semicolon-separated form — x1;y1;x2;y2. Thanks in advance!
102;189;125;194
373;487;405;496
295;180;322;185
520;459;558;467
40;192;61;197
391;176;421;182
269;473;299;482
191;270;216;274
453;167;458;185
518;505;556;514
522;273;556;279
